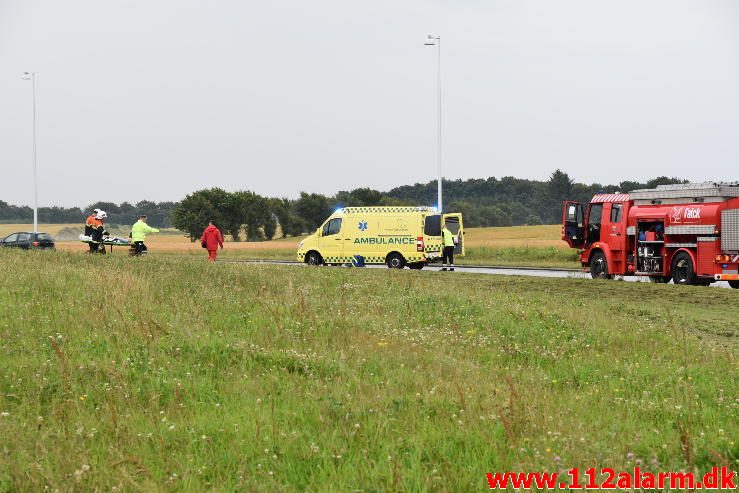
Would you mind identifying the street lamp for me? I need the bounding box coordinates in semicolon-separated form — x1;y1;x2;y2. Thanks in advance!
424;34;442;212
21;71;38;234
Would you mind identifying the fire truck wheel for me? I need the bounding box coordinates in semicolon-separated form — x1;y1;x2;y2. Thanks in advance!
589;251;611;279
305;251;323;266
728;280;739;289
386;252;406;269
671;252;696;285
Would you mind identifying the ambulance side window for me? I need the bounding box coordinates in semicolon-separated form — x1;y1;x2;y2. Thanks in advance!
322;218;342;236
424;215;441;236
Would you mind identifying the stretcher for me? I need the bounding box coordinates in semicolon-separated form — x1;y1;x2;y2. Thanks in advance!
79;235;131;254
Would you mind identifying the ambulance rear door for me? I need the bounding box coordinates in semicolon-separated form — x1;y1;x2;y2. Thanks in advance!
442;213;464;256
423;214;442;259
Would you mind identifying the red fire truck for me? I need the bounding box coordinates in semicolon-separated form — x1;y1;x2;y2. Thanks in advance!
562;182;739;288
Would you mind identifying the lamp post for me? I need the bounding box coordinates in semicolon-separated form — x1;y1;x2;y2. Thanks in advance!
21;71;38;234
424;34;442;212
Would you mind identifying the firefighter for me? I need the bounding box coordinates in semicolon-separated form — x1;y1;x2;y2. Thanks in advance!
130;214;159;256
441;221;458;271
84;208;101;253
89;210;108;254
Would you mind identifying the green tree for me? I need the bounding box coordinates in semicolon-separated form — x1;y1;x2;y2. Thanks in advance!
294;192;332;231
172;190;222;241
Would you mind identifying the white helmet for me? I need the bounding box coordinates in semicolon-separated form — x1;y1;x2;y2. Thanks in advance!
93;208;101;214
96;211;107;220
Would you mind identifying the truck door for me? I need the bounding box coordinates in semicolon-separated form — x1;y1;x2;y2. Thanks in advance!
442;213;464;256
586;203;603;244
606;202;625;250
562;202;584;247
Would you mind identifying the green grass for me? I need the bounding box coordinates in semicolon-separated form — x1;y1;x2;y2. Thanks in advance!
0;250;736;491
460;246;580;268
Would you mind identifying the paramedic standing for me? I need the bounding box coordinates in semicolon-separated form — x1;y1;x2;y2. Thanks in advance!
441;221;457;271
201;220;224;262
130;214;159;255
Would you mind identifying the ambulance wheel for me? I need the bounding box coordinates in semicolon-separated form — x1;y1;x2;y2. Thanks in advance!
408;262;425;270
671;252;696;285
589;251;611;279
386;253;406;269
305;251;323;266
729;280;739;289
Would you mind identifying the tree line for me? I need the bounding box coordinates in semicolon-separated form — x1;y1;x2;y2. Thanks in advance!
1;171;686;239
0;200;177;228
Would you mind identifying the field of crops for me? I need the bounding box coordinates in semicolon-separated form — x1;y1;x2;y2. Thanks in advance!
0;249;735;491
2;223;578;268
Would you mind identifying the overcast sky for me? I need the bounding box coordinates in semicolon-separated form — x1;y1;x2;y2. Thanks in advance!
2;0;738;208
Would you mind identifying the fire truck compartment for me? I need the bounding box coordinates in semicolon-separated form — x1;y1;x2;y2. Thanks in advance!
636;220;665;274
721;209;739;251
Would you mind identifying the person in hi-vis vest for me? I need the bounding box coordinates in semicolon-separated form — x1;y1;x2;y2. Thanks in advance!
441;222;458;271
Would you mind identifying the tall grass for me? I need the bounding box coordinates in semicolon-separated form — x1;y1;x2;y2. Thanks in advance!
0;250;735;491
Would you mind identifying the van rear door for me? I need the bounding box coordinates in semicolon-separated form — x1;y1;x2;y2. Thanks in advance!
442;213;464;256
423;214;442;259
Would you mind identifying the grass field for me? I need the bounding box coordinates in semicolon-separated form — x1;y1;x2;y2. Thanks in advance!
0;249;735;491
3;223;579;268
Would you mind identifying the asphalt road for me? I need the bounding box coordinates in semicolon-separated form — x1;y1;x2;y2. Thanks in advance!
217;258;735;289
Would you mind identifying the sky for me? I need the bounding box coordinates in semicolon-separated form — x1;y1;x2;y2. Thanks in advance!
1;0;738;208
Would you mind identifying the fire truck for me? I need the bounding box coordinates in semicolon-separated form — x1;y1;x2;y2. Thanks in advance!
562;182;739;288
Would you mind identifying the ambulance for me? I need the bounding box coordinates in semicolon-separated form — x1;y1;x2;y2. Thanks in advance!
297;206;464;269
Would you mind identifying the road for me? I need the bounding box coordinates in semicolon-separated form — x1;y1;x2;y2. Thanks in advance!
217;259;735;289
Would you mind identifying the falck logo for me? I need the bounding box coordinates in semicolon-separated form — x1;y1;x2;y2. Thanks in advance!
358;220;368;231
671;206;702;223
671;207;684;223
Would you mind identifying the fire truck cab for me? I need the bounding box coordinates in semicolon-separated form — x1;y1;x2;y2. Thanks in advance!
562;183;739;287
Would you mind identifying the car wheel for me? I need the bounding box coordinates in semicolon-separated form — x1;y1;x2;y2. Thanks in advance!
306;251;323;266
671;252;696;285
589;251;611;279
386;253;405;269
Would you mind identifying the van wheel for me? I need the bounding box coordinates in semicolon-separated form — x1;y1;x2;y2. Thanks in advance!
305;251;323;266
386;253;406;269
729;280;739;289
408;262;425;270
589;251;611;279
671;252;696;285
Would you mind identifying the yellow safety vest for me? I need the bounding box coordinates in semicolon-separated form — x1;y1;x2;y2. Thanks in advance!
442;227;455;247
131;220;159;242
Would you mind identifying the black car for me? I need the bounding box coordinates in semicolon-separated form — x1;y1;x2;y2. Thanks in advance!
0;232;55;250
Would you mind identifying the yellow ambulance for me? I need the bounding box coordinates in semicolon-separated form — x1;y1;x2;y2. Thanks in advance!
296;206;464;269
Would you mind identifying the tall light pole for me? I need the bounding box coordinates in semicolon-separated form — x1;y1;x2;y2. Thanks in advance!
424;34;442;212
21;71;38;233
